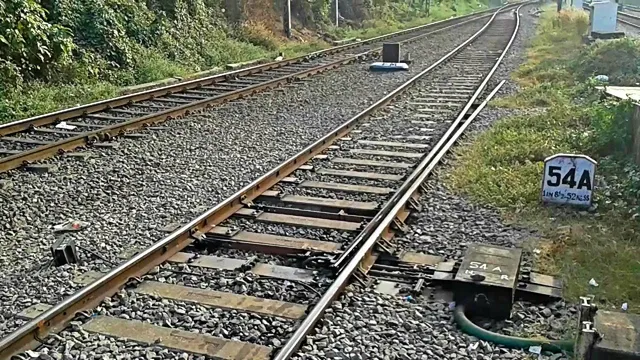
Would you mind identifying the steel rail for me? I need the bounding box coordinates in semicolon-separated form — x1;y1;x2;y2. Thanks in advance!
274;4;523;358
619;10;640;19
0;6;523;174
618;12;640;28
0;5;523;358
0;5;511;136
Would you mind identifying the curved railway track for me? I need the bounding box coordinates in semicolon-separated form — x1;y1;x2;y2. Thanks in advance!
1;4;524;359
0;4;523;175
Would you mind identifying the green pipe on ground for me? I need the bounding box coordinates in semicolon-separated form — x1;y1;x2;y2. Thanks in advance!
453;305;575;354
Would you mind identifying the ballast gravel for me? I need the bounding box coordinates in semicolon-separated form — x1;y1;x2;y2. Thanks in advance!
0;15;492;338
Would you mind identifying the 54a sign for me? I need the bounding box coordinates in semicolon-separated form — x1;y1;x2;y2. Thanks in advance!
541;154;597;207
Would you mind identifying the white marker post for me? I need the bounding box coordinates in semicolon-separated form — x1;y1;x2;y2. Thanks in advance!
335;0;339;27
286;0;292;38
541;154;597;207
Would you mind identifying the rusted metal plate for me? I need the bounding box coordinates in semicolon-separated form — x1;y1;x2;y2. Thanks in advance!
234;208;261;217
408;102;465;106
332;157;414;168
159;222;182;233
299;180;394;195
280;195;378;212
316;168;403;181
375;281;401;296
356;140;430;149
436;261;456;272
415;94;468;99
254;212;361;231
593;310;640;359
414;114;444;120
529;272;563;289
208;226;341;252
135;281;307;319
432;271;455;281
390;135;431;141
417;108;453;113
169;253;246;270
516;283;562;299
350;149;423;159
16;303;52;320
252;263;315;282
1;136;50;145
74;271;105;286
118;246;142;259
84;316;272;360
261;190;280;197
169;253;314;282
0;149;21;155
168;252;194;263
399;252;442;266
455;244;521;288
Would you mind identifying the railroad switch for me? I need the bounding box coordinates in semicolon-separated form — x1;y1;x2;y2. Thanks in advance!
443;244;562;320
51;237;79;266
451;244;522;320
574;295;640;360
373;243;563;321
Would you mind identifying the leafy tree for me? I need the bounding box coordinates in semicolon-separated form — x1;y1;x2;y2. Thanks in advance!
0;0;74;86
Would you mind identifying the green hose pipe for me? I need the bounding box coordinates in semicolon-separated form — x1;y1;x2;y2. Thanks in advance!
453;305;575;354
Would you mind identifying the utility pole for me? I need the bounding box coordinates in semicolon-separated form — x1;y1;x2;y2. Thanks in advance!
335;0;339;27
557;0;562;11
287;0;292;38
283;0;291;38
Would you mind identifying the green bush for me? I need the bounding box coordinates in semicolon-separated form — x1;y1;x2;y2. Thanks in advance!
44;0;161;67
577;100;634;157
0;0;74;85
570;38;640;85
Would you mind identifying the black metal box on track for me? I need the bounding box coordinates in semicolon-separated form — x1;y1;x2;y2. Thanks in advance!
453;244;522;320
382;43;401;63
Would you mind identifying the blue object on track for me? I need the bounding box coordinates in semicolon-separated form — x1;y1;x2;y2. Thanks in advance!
369;62;409;71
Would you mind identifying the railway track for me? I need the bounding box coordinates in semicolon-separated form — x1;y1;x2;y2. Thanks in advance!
0;4;523;175
618;9;640;28
1;4;524;360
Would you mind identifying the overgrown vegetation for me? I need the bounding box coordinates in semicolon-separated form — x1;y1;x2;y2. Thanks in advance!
330;0;486;39
449;8;640;312
0;0;486;124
